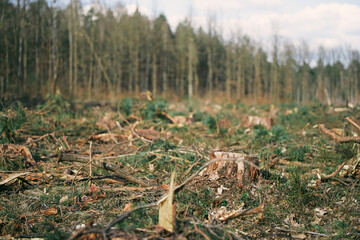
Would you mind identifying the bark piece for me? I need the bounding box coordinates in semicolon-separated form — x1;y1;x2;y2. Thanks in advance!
158;172;176;233
135;129;160;140
0;172;30;185
201;152;259;185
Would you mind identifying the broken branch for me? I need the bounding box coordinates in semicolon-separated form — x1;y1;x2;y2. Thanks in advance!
318;124;360;143
344;117;360;132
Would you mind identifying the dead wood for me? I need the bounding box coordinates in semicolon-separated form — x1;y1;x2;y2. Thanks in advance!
273;227;328;237
157;157;260;205
200;152;259;185
321;160;348;179
318;124;360;143
0;172;30;185
0;144;37;166
116;121;154;144
101;162;151;187
57;153;151;187
218;203;265;221
344;117;360;132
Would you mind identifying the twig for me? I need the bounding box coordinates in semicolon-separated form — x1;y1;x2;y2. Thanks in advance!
188;219;247;240
62;134;71;150
184;157;203;176
344;117;360;132
318;124;360;143
116;121;153;144
57;154;151;187
273;227;328;237
26;133;52;144
101;162;150;187
190;219;211;240
218;203;265;221
321;160;348;179
105;124;118;144
71;161;91;188
103;202;157;233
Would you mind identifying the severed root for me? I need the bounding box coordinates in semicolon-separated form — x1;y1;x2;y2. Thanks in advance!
318;124;360;143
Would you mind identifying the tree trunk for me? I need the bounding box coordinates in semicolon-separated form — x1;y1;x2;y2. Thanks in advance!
162;24;168;96
152;53;157;96
51;0;57;95
226;45;231;100
188;37;193;102
17;0;23;96
68;2;73;97
207;46;213;99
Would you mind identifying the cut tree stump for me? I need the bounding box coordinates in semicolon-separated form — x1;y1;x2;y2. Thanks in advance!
200;152;259;185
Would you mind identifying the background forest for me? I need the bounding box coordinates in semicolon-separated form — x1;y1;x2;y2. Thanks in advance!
1;0;360;104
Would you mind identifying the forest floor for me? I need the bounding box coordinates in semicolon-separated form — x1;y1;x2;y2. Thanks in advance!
0;93;359;240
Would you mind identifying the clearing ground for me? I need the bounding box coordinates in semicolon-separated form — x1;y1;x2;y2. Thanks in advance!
0;94;359;239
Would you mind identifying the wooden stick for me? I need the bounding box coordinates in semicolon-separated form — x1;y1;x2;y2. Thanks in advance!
218;203;265;221
274;227;328;237
58;153;151;187
321;160;348;179
344;117;360;132
105;124;118;144
101;162;150;187
116;121;153;144
318;124;360;143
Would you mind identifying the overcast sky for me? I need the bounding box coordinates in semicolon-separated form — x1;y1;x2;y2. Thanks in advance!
61;0;360;51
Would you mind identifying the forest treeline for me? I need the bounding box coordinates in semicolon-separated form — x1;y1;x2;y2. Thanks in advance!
1;0;359;104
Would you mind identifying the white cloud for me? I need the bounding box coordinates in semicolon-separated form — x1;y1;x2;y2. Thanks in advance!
193;0;244;11
211;3;360;49
193;0;282;12
250;0;283;7
82;1;360;50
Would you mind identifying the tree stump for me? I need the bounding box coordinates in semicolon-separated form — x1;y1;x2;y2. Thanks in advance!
200;151;259;185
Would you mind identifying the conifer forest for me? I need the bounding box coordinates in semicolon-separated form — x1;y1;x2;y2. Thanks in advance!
1;0;360;103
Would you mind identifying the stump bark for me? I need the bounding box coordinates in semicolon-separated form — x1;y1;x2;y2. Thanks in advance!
200;151;259;185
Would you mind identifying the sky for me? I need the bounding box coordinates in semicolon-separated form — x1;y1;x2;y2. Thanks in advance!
60;0;360;51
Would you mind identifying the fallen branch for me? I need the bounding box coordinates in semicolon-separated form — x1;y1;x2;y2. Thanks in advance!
344;117;360;132
101;162;150;187
218;203;265;221
57;153;150;187
273;227;328;237
116;121;153;144
318;124;360;143
321;160;348;179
